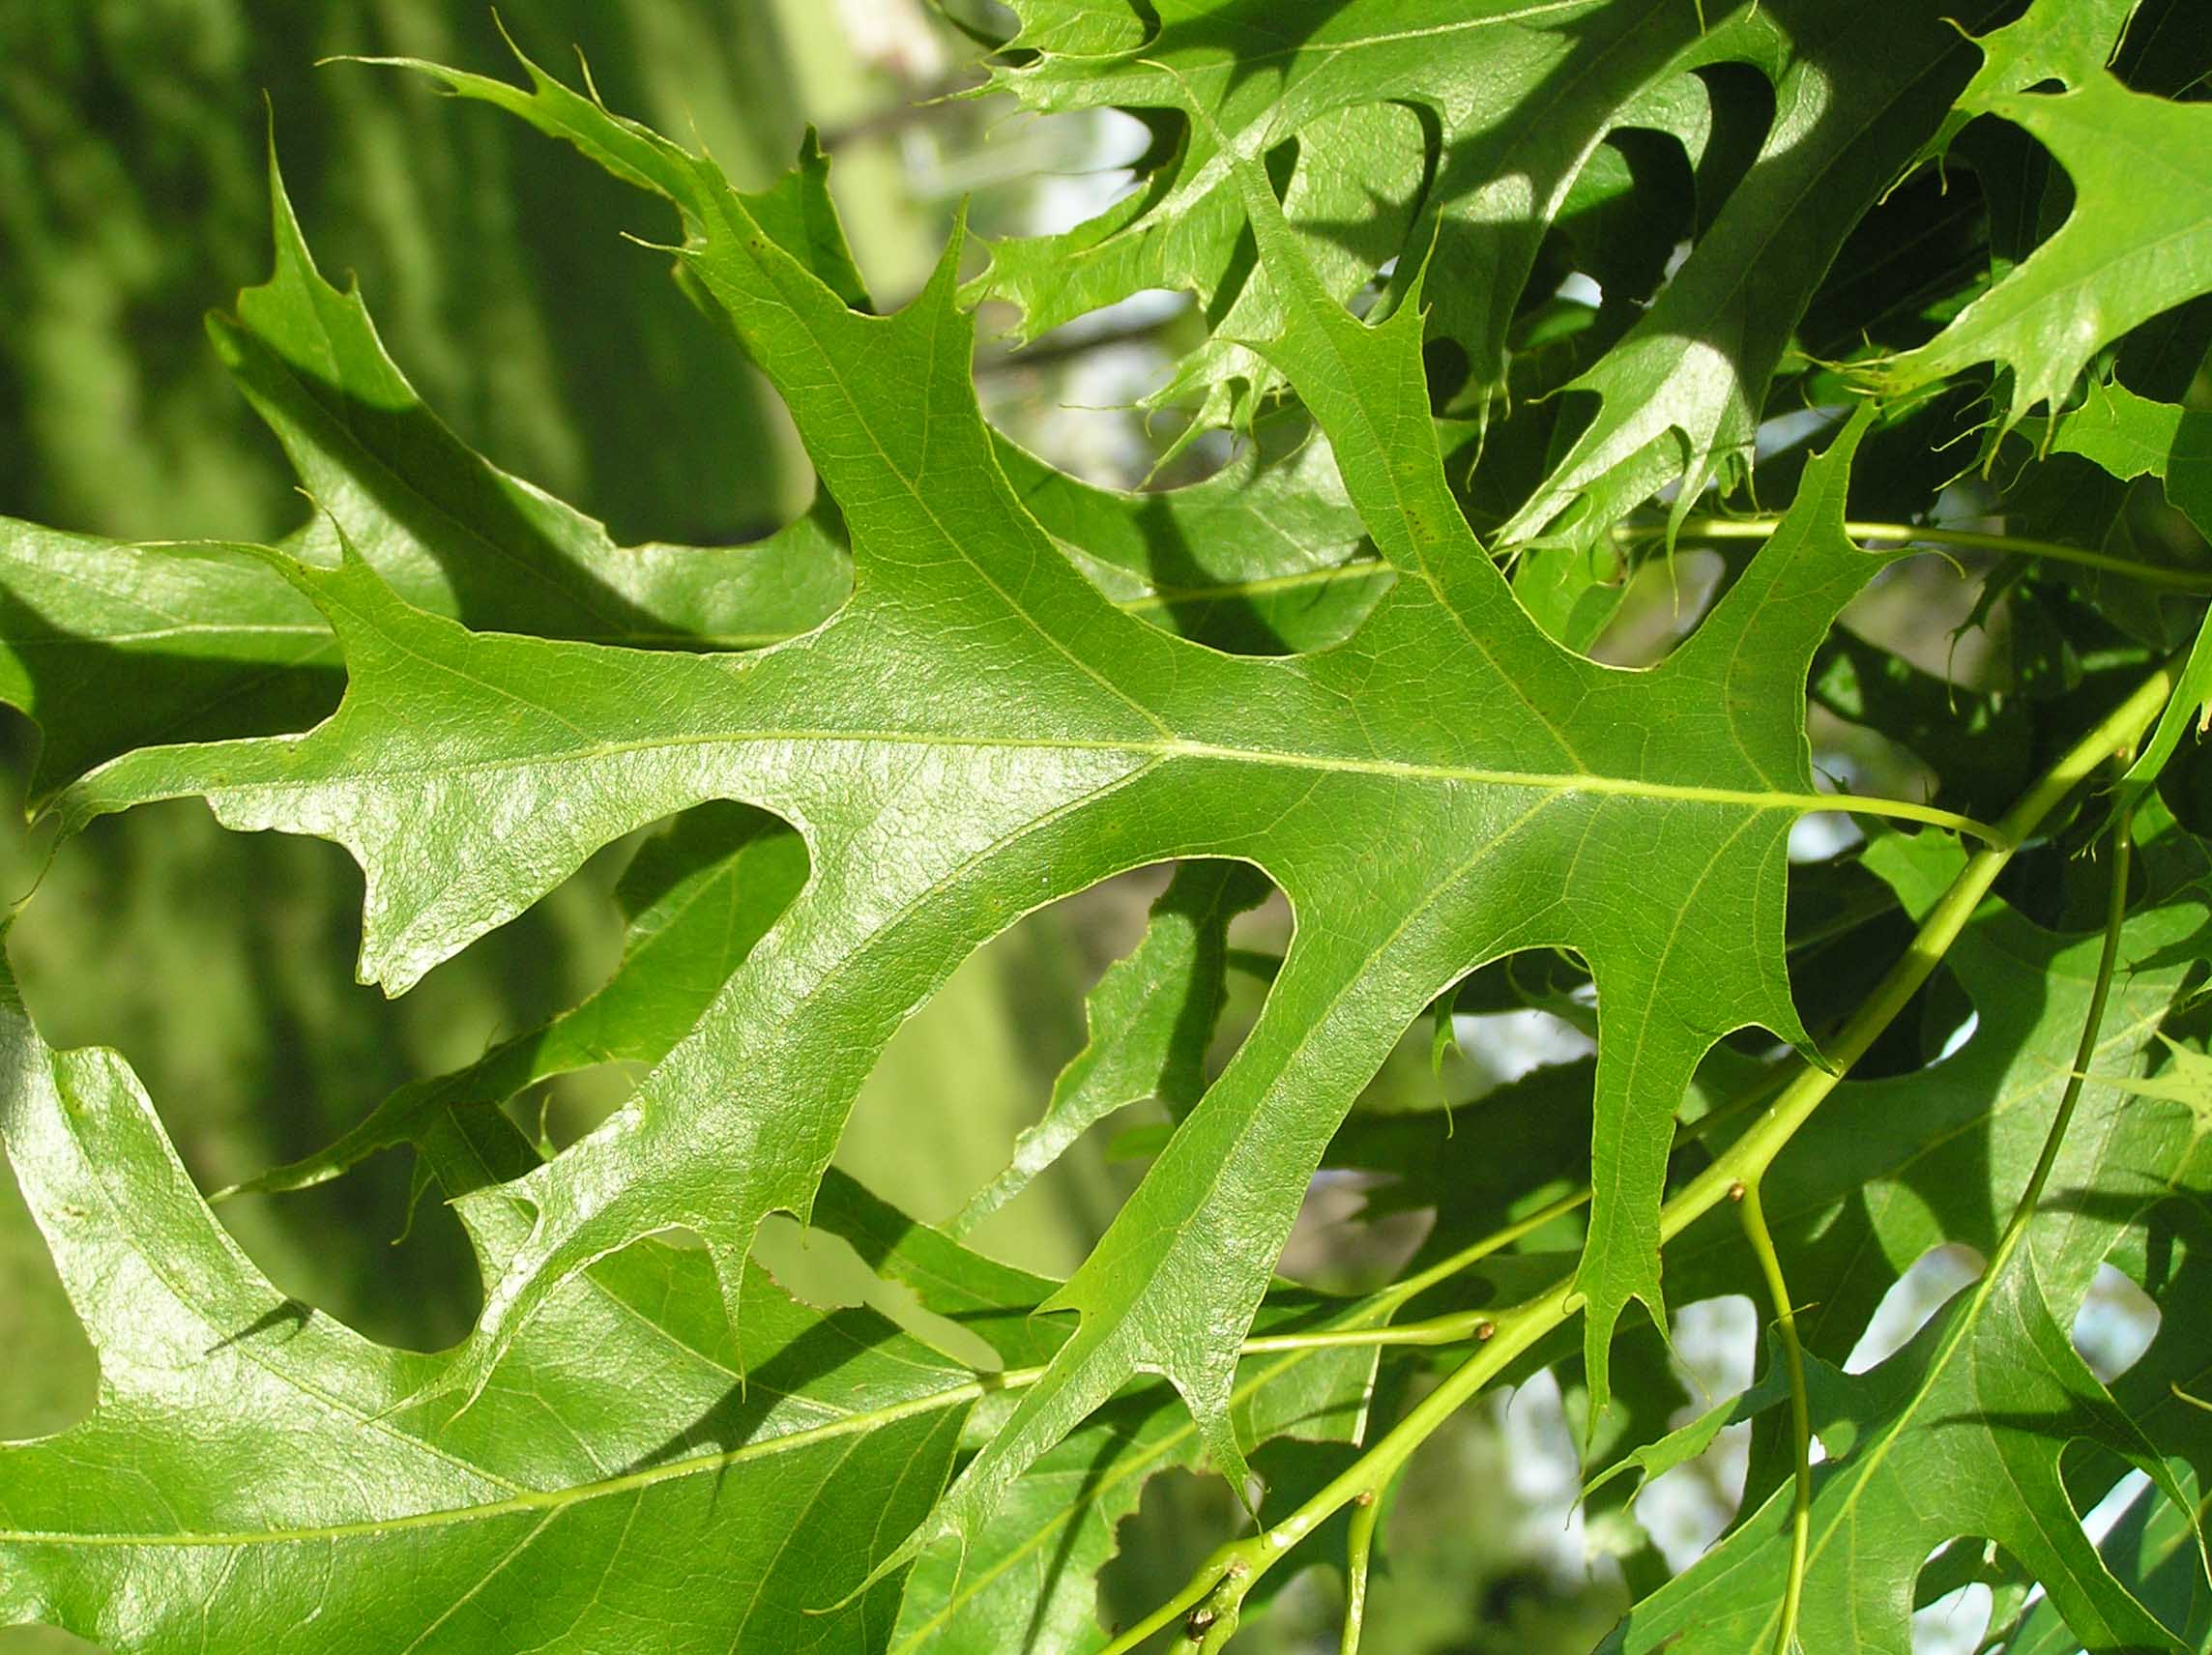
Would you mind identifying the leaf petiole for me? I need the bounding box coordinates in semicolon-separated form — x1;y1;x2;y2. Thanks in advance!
1737;1176;1812;1655
1340;1476;1387;1655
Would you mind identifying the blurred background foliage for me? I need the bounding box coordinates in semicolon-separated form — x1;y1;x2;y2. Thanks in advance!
0;4;1978;1651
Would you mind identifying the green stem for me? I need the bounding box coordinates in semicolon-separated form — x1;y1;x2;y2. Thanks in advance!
1340;1479;1386;1655
1644;516;2212;594
1242;1186;1588;1354
1095;1574;1208;1655
2170;1385;2212;1415
2001;801;2132;1242
1116;662;2174;1637
1739;1176;1811;1655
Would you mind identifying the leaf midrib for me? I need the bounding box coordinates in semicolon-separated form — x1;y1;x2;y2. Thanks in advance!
0;1375;999;1552
223;722;1933;828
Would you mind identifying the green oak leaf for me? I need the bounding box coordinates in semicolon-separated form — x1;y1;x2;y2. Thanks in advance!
33;50;1941;1570
974;0;1720;427
212;144;857;649
804;1164;1070;1374
1907;0;2140;169
993;418;1386;655
1323;1054;1602;1271
2093;1035;2212;1143
1608;1248;2198;1654
2045;376;2212;539
14;11;2212;1655
896;1388;1218;1655
2109;1193;2212;1515
893;1317;1379;1655
1499;0;2002;549
1641;818;2212;1579
1985;293;2212;647
0;156;1382;805
1876;60;2212;433
2006;1470;2212;1655
1812;630;2037;823
0;148;853;805
239;867;1379;1655
0;949;974;1655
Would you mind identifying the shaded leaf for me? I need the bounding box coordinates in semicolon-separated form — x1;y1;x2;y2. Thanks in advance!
1500;0;2001;548
0;953;971;1654
1877;58;2212;432
955;859;1269;1234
